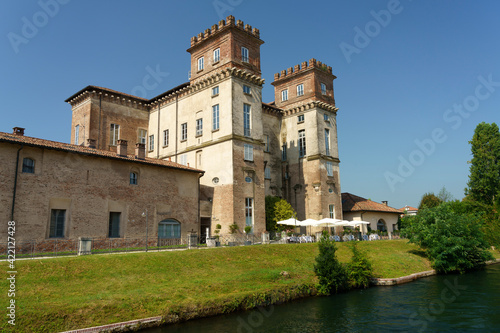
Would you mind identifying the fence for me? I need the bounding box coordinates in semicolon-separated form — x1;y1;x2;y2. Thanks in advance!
0;232;404;259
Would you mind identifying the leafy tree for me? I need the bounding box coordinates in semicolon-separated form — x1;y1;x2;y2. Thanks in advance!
347;242;373;289
273;198;297;228
265;196;281;231
437;186;454;202
314;233;348;294
465;122;500;206
401;202;493;273
418;192;442;210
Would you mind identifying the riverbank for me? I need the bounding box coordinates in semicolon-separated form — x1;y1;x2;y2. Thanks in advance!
2;240;498;332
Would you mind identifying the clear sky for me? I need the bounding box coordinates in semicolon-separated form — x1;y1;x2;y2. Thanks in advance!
1;0;499;209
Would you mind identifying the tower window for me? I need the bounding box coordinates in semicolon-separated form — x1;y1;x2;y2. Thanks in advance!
281;89;288;102
130;172;138;185
181;123;187;141
110;124;120;146
241;47;249;62
321;83;327;95
297;84;304;96
297;114;304;123
213;48;220;63
196;118;203;137
198;57;204;71
243;85;251;94
149;135;154;151
212;105;220;131
244;144;253;161
298;130;306;157
74;125;80;145
244;104;251;137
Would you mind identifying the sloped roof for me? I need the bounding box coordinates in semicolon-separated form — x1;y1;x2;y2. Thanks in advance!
0;132;203;174
342;192;401;214
401;206;418;211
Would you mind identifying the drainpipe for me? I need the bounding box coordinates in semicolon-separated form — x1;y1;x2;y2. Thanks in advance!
11;145;24;221
97;94;102;149
157;103;160;158
174;94;179;162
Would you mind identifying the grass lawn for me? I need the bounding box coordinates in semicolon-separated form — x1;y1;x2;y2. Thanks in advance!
0;239;486;332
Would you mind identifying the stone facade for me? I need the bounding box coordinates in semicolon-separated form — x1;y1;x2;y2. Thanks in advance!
0;130;202;242
65;16;344;235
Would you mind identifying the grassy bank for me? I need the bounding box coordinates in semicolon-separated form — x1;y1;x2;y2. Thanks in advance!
0;240;461;332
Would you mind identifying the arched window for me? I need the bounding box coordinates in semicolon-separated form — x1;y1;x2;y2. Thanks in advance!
130;172;138;185
158;219;181;239
22;158;35;173
377;219;387;232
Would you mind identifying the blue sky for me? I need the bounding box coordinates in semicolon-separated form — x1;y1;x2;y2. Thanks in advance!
1;0;499;209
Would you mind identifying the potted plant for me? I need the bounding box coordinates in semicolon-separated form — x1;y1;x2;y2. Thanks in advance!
244;226;252;246
228;223;239;246
214;224;221;247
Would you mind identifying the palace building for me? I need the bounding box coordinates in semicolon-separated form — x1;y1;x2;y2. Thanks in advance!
64;16;342;238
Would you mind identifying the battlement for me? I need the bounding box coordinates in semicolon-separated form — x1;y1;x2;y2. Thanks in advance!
273;59;333;82
190;15;261;48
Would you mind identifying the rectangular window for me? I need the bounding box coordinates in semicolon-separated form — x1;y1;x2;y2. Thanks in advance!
324;114;329;122
282;144;287;161
325;129;330;156
108;212;120;238
264;135;270;152
297;84;304;96
241;47;249;62
281;89;288;101
49;209;65;238
329;205;335;219
244;144;253;161
298;130;306;157
196;150;202;168
212;105;219;131
196;118;203;137
198;57;204;71
245;198;253;229
149;135;154;151
179;154;187;166
163;129;169;146
213;48;220;63
326;161;333;177
297;114;304;123
243;104;251;137
212;86;219;96
243;85;251;94
159;221;181;239
321;83;327;95
130;172;138;185
75;125;80;145
22;158;35;173
181;123;187;141
265;167;271;179
138;129;147;144
110;124;120;146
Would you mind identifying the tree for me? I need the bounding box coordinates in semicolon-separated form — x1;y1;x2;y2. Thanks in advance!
347;242;373;289
314;233;348;294
272;198;297;228
401;202;493;273
418;192;442;210
465;122;500;206
265;196;281;231
437;186;454;202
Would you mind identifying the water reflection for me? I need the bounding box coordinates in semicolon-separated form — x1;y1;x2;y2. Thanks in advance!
144;265;500;332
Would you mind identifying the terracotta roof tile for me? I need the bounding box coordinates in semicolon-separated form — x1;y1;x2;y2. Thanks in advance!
0;132;203;174
341;192;401;213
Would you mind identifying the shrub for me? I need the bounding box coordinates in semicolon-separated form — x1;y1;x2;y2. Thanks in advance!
347;242;373;289
401;202;493;273
314;234;348;295
228;223;239;234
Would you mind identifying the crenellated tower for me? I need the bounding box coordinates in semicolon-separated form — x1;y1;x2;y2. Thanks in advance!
187;16;264;82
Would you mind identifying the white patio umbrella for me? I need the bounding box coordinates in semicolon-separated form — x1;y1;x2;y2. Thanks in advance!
313;218;343;227
276;218;299;226
347;220;370;227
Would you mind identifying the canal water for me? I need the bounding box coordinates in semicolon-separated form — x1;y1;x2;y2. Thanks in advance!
144;264;500;332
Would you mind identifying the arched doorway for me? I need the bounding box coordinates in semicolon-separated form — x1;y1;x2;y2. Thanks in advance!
377;219;387;232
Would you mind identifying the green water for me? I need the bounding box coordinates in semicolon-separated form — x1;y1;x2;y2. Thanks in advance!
145;264;500;332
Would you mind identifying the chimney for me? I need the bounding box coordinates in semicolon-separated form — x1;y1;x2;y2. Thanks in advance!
13;127;25;136
86;139;96;148
382;201;388;206
117;140;128;157
135;143;146;160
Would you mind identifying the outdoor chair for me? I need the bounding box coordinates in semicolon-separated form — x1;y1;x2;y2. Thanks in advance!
362;234;369;241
